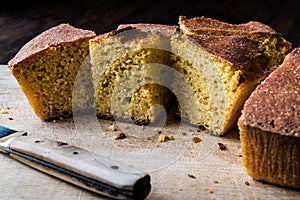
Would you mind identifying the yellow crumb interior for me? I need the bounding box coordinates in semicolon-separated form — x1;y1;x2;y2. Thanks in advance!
90;31;174;124
12;40;92;120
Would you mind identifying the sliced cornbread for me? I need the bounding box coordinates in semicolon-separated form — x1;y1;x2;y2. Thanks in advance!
173;16;292;135
238;48;300;188
8;24;96;120
179;16;292;67
171;34;267;135
89;25;177;124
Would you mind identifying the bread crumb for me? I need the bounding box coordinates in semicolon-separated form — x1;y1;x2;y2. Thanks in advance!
192;137;202;143
188;173;196;179
158;134;169;142
154;128;162;134
207;189;213;194
113;132;126;140
237;152;243;157
0;109;9;114
8;117;14;120
109;124;117;131
213;180;219;184
217;142;226;150
245;181;250;186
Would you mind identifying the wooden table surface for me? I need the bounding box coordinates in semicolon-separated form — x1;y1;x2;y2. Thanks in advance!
1;63;300;199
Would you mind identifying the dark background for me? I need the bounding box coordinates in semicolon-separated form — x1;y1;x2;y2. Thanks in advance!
1;0;300;64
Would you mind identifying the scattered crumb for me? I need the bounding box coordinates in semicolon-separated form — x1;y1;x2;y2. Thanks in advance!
0;109;9;114
182;132;187;136
179;189;182;191
141;125;145;129
8;117;14;120
213;180;219;184
245;181;250;186
157;134;174;142
192;137;202;143
217;143;227;150
109;124;117;131
237;152;243;157
207;189;213;194
153;128;162;134
158;134;169;142
123;124;128;129
188;173;196;179
113;132;126;140
53;120;57;123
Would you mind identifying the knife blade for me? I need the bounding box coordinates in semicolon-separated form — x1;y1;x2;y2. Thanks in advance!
0;125;151;200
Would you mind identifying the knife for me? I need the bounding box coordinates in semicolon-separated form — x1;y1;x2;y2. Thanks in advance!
0;125;151;200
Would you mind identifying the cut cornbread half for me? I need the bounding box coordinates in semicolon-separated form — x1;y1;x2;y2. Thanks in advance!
171;34;267;135
179;16;292;67
238;48;300;188
89;25;177;124
8;24;96;120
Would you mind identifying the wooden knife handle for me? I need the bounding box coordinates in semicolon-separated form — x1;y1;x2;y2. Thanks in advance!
7;136;151;200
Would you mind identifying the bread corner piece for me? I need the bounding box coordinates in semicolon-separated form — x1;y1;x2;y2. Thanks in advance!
175;16;292;135
238;48;300;188
89;24;177;124
8;23;96;121
179;16;292;68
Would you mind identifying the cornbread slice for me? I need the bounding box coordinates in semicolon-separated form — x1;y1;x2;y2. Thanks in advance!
89;25;176;124
238;48;300;188
8;24;96;120
171;34;267;135
179;16;292;67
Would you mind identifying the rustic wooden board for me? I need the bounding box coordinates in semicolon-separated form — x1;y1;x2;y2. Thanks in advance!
0;64;299;199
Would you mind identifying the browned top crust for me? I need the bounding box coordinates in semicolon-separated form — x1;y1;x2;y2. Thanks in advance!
240;48;300;137
179;16;277;34
187;34;265;67
91;23;178;44
117;23;178;33
8;23;96;68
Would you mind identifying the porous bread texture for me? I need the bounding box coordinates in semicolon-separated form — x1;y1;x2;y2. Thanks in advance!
179;16;292;67
238;48;300;188
89;27;175;124
8;24;96;120
171;34;266;134
90;22;285;135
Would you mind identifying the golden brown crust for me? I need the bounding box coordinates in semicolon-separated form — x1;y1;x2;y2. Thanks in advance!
91;24;178;45
179;16;277;34
187;34;265;67
8;23;96;68
117;23;178;33
239;124;300;188
90;26;134;43
240;48;300;136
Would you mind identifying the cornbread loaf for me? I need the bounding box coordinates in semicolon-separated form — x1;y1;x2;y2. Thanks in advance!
238;48;300;188
179;16;292;67
89;25;177;124
8;24;96;120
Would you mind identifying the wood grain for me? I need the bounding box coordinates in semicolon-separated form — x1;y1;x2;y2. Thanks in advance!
1;64;300;199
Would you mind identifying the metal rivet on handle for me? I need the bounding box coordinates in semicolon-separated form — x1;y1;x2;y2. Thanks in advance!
111;165;119;170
